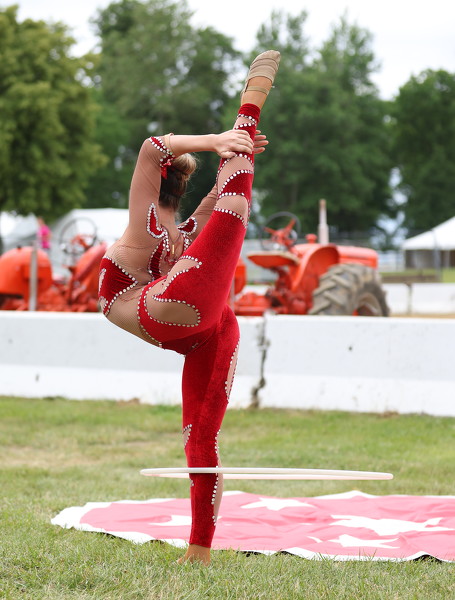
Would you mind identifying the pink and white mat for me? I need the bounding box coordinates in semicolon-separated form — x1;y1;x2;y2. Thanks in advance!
51;490;455;562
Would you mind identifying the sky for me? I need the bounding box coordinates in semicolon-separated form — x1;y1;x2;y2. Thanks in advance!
10;0;455;99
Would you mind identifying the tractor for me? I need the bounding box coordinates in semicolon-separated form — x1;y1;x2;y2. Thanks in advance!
0;218;106;312
0;202;389;317
233;202;389;317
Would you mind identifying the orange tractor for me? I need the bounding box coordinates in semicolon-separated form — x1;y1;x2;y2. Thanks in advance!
233;203;389;317
0;204;389;316
0;218;106;311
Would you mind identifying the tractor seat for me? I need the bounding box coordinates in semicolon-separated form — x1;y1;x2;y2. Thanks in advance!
246;250;300;269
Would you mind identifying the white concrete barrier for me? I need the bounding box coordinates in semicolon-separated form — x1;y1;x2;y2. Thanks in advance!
383;283;455;315
0;312;263;408
0;312;454;416
382;284;410;314
261;315;455;416
410;283;455;314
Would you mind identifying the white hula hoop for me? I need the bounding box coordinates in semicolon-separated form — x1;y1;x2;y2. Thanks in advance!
140;467;393;480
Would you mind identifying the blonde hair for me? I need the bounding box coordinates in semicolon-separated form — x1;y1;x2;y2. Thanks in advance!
159;153;198;212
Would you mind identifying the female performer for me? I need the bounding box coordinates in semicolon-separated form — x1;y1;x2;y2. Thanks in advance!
99;50;280;564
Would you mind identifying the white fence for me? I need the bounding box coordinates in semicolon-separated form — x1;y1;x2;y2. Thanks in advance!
0;311;454;417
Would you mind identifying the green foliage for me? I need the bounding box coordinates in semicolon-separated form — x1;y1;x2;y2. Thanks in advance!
88;5;395;233
0;6;106;220
4;1;454;239
245;13;393;234
89;0;240;216
83;89;135;208
391;69;455;230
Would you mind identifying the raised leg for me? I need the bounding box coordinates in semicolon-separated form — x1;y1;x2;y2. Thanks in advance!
142;52;281;335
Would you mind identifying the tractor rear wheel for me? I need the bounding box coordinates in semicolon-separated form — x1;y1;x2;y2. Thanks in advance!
309;263;389;316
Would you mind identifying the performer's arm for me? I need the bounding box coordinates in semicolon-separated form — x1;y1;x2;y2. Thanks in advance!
179;132;268;240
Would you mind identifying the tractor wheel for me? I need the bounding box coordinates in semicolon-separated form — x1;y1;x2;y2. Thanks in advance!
309;263;389;316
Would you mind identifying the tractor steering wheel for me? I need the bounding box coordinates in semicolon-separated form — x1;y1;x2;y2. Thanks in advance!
259;211;302;251
59;217;98;262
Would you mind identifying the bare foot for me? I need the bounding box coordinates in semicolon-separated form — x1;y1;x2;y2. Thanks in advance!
177;544;211;566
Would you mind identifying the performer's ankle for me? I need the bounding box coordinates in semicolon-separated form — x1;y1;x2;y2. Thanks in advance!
177;544;211;566
241;76;272;108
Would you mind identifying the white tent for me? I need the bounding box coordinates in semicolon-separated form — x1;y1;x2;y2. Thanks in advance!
0;208;129;282
402;216;455;268
52;208;129;247
0;212;38;252
403;216;455;250
1;208;129;254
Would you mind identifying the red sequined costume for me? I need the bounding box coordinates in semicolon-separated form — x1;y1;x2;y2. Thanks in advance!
99;103;260;548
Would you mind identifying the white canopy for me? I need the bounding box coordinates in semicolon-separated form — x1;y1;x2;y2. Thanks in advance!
50;208;129;275
51;208;129;247
1;208;129;253
0;212;38;251
402;216;455;251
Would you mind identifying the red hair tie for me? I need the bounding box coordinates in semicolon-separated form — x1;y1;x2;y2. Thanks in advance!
161;158;173;179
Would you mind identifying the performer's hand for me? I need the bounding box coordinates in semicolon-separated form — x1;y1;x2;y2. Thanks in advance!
253;131;268;154
213;130;254;158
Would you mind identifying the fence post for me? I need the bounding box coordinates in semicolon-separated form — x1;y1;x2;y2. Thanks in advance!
29;240;38;311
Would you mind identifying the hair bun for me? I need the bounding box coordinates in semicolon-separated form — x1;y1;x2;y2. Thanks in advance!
159;153;198;212
172;153;197;178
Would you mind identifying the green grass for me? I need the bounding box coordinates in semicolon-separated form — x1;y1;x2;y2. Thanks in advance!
380;267;455;283
441;268;455;283
1;396;454;599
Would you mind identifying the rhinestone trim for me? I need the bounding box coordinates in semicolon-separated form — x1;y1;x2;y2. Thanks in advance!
225;341;240;399
218;170;254;195
182;424;192;448
143;292;201;328
146;203;165;239
215;429;221;459
160;256;202;294
98;296;107;312
237;113;257;125
178;217;198;236
148;136;175;163
138;322;163;348
182;235;192;252
180;254;202;265
211;475;219;506
101;257;138;316
216;154;254;187
161;259;202;292
214;206;247;227
98;268;106;293
147;240;165;280
235;122;254;131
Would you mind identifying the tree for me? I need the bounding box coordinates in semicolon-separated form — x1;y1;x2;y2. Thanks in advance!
0;6;105;222
239;12;393;235
90;0;240;216
391;69;455;230
83;88;135;208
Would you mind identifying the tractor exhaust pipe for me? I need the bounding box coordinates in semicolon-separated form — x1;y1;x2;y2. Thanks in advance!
318;199;329;244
